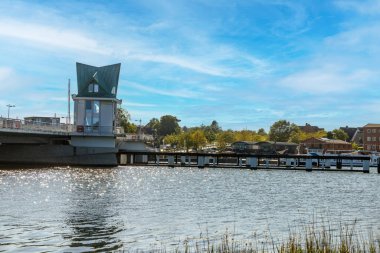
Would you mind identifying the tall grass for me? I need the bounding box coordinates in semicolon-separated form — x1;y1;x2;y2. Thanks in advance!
168;222;380;253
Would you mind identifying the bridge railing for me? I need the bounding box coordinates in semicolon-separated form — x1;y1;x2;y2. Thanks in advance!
0;118;72;134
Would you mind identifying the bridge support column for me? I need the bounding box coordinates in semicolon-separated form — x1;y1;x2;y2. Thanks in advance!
265;158;269;168
204;156;209;166
130;154;134;164
180;156;186;166
198;156;205;169
247;157;258;170
305;159;312;172
325;159;331;168
120;154;127;165
363;160;370;173
142;155;148;163
285;158;292;167
168;155;174;168
156;155;160;165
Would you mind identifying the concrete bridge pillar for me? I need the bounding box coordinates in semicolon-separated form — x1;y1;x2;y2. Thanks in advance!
305;159;312;171
142;155;148;163
120;154;127;165
198;156;205;169
180;156;186;166
156;155;160;165
168;155;174;167
247;157;258;170
363;160;370;173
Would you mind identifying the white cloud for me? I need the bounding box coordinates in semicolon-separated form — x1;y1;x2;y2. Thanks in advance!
0;19;110;54
279;67;374;93
0;67;12;82
125;81;201;99
324;24;380;53
123;101;156;107
334;0;380;14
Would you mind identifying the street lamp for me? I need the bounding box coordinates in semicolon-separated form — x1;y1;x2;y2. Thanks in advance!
135;119;142;137
6;104;15;119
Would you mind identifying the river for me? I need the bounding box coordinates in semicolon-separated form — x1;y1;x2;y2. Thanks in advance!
0;166;379;252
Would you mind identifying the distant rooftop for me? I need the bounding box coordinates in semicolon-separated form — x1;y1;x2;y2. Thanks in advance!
363;123;380;128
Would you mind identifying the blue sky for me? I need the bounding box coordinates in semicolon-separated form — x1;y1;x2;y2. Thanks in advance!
0;0;379;131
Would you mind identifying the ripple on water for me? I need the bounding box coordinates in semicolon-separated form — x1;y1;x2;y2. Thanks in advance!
0;166;379;251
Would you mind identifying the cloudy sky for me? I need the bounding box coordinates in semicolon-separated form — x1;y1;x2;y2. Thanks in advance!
0;0;379;130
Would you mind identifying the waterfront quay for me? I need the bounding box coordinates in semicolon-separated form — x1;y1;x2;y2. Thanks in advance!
118;151;378;173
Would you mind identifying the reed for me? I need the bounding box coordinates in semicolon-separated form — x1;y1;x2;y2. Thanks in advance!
167;222;380;253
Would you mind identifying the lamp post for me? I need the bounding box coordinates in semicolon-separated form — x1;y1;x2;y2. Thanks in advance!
135;119;142;138
6;104;15;119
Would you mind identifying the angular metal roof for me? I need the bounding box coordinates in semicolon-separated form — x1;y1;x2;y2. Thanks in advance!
76;62;121;98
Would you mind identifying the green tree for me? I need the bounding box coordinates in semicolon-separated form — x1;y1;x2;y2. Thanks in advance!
216;130;235;150
210;120;221;133
117;108;137;133
163;134;180;148
145;118;160;135
234;130;256;142
269;120;299;142
178;131;193;152
332;129;349;141
326;131;334;139
117;108;130;129
191;129;207;150
158;115;181;137
258;128;267;135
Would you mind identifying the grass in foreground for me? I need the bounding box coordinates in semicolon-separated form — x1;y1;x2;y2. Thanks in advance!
166;223;380;253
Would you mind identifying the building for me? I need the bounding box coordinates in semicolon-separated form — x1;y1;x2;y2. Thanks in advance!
71;62;122;148
298;123;324;133
300;137;352;154
363;124;380;151
24;116;60;126
339;126;357;142
351;127;363;146
231;141;298;154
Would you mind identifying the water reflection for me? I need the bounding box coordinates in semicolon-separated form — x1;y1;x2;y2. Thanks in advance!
62;169;124;252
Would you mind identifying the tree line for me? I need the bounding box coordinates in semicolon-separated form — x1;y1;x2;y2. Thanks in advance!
117;108;351;151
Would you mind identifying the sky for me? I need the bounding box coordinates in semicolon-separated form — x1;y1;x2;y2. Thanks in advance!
0;0;379;131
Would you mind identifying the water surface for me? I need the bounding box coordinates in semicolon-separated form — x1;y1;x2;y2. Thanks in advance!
0;166;379;252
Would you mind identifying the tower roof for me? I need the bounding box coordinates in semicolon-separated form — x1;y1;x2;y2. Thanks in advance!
76;62;121;98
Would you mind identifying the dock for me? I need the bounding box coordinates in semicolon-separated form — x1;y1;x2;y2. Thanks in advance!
118;151;380;173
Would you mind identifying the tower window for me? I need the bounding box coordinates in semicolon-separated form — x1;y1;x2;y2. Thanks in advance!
88;83;99;93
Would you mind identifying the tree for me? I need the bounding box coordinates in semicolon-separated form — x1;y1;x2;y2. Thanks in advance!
145;118;160;135
163;134;180;147
269;120;299;142
258;128;267;135
158;115;181;137
326;131;334;139
117;108;130;128
178;131;193;152
191;129;207;150
332;129;349;141
117;108;137;133
234;130;256;142
216;130;235;150
210;120;221;133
